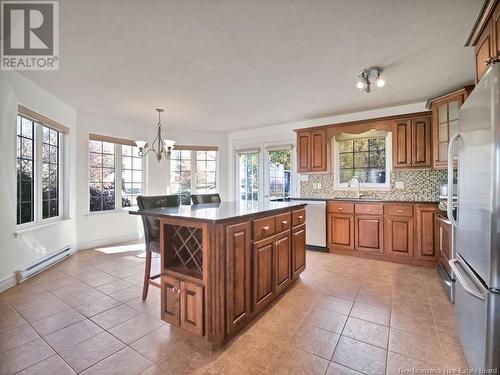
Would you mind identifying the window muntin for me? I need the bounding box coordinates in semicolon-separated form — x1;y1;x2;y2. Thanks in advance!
41;125;60;219
338;137;386;184
169;149;217;203
195;151;216;193
89;140;116;212
16;116;35;224
121;145;143;207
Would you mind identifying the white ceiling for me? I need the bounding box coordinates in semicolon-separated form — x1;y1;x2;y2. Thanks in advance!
22;0;483;132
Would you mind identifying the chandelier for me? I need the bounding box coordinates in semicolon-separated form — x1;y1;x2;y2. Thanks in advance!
135;108;176;161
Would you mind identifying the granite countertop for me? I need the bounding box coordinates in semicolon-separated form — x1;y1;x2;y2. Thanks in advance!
129;201;307;223
291;197;438;204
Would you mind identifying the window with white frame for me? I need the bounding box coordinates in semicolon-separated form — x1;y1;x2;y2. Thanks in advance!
89;135;144;212
16;110;66;226
334;130;391;187
169;147;217;203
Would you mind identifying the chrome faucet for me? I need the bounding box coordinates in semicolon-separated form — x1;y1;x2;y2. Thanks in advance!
347;175;362;199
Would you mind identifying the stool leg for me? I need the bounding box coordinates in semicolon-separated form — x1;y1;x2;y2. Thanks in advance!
142;250;152;301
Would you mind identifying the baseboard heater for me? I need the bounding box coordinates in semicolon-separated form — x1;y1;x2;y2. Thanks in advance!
16;245;75;283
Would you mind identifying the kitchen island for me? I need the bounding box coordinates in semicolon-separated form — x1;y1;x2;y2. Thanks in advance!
130;201;307;349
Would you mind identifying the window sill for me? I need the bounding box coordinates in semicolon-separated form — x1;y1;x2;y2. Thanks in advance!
15;218;72;236
85;207;138;217
333;185;391;191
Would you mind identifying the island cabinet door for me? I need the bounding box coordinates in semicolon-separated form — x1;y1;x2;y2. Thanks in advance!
385;216;414;257
252;236;275;313
225;222;252;336
292;224;306;279
274;230;292;295
179;281;203;336
355;215;384;254
162;275;180;326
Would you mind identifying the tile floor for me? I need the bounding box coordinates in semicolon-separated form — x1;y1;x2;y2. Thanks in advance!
0;242;468;375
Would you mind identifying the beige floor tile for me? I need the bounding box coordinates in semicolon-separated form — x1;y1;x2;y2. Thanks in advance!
108;314;163;344
40;276;81;291
440;342;469;370
52;282;93;298
83;274;120;288
17;298;70;323
90;304;140;330
388;328;443;365
17;355;75;375
59;331;125;372
386;351;438;374
332;336;387;375
81;347;152;375
350;301;391;326
0;301;16;316
0;324;39;354
0;312;28;333
61;288;106;307
355;289;392;306
304;307;348;334
325;362;363;374
315;295;354;315
0;338;55;375
108;285;144;303
268;347;330;375
31;308;86;336
289;323;340;359
96;279;134;294
75;295;122;317
44;320;103;352
342;317;389;349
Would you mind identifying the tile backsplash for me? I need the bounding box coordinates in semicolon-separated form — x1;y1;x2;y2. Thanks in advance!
299;169;447;202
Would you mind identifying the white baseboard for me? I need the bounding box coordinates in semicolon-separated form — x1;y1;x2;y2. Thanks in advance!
76;233;143;251
0;274;17;293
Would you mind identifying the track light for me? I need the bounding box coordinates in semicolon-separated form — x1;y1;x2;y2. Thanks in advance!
356;67;385;93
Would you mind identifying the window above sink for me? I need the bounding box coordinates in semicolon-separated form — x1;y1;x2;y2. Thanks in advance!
332;129;392;190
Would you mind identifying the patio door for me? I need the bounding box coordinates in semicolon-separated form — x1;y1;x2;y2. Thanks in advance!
265;146;292;202
238;150;260;205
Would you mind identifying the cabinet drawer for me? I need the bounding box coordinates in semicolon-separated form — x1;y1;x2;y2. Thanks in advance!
328;202;354;214
355;203;383;215
253;216;276;241
386;204;413;217
292;209;306;227
275;212;291;232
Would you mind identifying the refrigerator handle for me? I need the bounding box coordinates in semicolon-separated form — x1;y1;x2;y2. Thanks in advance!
447;132;461;227
449;258;485;300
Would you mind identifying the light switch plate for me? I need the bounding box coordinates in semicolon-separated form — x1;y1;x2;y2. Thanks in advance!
300;175;309;181
395;181;405;189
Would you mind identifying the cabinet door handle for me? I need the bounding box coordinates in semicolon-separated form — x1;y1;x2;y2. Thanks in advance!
366;208;372;212
298;215;303;219
397;210;403;213
338;207;344;211
262;226;270;231
281;220;288;225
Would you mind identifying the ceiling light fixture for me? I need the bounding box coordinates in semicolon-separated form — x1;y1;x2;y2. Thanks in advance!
356;67;385;93
135;108;176;162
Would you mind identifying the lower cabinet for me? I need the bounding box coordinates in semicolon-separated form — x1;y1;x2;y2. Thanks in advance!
225;221;252;335
292;224;306;279
275;230;292;295
415;206;438;260
355;215;384;254
436;214;453;275
385;216;414;258
327;213;355;250
252;236;275;313
162;275;204;336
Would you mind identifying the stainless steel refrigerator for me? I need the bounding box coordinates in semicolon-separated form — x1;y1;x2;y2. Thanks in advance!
448;62;500;371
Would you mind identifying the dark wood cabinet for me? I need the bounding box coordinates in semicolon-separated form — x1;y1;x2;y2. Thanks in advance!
162;276;204;336
475;17;494;83
327;213;355;250
436;215;453;275
393;116;431;169
415;206;438;261
274;230;291;295
226;222;251;335
252;236;275;313
292;224;306;279
355;215;384;254
295;128;329;173
385;216;414;258
179;280;203;336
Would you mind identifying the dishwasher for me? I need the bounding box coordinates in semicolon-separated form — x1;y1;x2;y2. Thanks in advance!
295;199;327;251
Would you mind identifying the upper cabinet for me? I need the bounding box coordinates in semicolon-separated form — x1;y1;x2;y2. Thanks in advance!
466;0;500;82
427;88;472;169
393;115;432;169
295;128;329;173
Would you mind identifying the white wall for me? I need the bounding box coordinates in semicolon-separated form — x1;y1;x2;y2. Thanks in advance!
226;102;428;200
0;71;77;289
